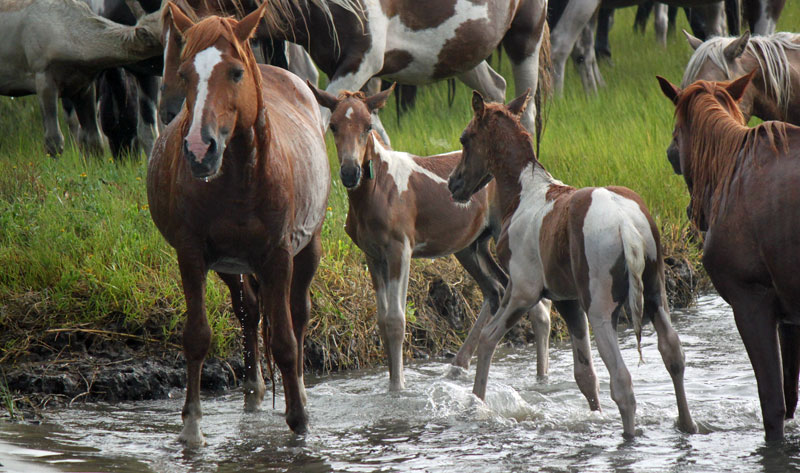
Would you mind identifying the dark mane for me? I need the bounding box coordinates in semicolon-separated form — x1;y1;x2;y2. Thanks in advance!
675;79;787;227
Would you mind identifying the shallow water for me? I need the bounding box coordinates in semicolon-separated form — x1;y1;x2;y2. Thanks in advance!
3;294;800;473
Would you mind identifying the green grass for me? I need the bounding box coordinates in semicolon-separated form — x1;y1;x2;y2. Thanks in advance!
1;5;798;368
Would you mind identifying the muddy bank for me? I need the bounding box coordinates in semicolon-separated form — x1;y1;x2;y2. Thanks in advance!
2;257;699;413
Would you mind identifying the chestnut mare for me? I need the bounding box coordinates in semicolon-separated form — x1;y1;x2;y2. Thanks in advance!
160;0;549;142
448;90;696;438
682;31;800;125
147;3;330;445
308;84;555;391
658;72;800;441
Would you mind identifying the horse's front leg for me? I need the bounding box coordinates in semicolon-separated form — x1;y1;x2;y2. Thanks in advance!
554;300;600;410
217;272;265;412
473;280;542;400
456;61;506;104
259;248;308;434
176;252;211;446
70;85;105;157
35;72;64;156
289;232;323;406
134;72;160;157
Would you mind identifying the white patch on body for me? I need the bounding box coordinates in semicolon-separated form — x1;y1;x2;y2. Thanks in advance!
372;134;447;194
505;163;561;298
187;47;223;144
345;107;354;119
162;27;170;77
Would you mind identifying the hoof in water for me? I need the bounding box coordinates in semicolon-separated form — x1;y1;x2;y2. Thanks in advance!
446;365;468;380
286;409;309;435
178;419;206;447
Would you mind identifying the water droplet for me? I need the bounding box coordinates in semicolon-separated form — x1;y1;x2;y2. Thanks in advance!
203;177;209;183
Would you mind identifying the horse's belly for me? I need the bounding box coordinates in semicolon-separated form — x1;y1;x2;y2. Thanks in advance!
381;1;506;81
209;257;254;275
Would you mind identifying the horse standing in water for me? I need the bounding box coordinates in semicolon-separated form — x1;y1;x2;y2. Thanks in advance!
448;90;696;438
682;31;800;125
147;3;330;444
308;85;558;392
658;72;800;441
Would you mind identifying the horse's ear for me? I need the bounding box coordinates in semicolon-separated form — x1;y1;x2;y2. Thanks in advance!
234;1;268;43
307;80;339;111
167;2;194;34
683;29;703;50
366;83;395;112
723;31;751;61
656;76;680;104
472;91;485;115
726;69;756;102
506;88;532;117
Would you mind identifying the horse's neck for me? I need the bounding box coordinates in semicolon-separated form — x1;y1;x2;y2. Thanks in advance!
491;140;556;220
67;12;155;65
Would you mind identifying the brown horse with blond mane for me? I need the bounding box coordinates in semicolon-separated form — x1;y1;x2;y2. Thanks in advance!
448;90;696;438
659;71;800;442
147;2;330;445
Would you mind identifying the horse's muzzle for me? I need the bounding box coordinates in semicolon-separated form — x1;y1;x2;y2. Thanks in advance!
340;164;361;189
184;137;222;179
667;142;682;175
448;174;469;203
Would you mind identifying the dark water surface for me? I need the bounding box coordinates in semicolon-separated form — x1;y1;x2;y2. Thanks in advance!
3;294;800;472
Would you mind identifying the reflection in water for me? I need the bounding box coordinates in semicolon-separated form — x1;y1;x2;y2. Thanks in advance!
2;294;800;472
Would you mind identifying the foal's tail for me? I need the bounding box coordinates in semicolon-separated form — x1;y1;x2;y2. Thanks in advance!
620;219;645;360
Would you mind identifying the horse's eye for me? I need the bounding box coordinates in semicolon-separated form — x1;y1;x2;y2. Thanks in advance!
231;68;244;83
329;123;337;133
364;124;372;134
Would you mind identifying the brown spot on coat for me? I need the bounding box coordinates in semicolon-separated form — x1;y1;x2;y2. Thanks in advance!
379;49;414;76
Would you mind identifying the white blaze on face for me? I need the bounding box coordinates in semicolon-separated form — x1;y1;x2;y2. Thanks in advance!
162;27;170;77
186;47;223;158
345;107;354;119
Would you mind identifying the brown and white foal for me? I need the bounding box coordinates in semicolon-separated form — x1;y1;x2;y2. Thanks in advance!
448;90;696;438
309;84;554;392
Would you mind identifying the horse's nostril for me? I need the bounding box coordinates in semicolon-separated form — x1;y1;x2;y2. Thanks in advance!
183;139;190;155
207;137;217;155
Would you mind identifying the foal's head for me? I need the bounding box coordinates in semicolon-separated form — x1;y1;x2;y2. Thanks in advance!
167;2;267;179
309;83;395;189
448;89;532;203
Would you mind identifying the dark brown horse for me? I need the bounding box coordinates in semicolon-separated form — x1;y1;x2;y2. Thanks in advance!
658;72;800;441
448;90;696;438
147;3;330;445
308;84;556;391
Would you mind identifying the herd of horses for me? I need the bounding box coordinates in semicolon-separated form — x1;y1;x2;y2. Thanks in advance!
3;0;800;449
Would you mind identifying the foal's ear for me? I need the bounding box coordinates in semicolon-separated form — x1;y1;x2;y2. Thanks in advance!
726;69;756;102
307;80;339;111
723;31;751;61
167;2;194;35
366;83;395;112
683;29;703;50
656;76;680;104
471;91;485;115
506;88;532;117
234;1;268;43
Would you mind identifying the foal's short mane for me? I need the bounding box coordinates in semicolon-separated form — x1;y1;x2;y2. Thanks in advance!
180;16;268;152
682;33;800;116
676;80;788;227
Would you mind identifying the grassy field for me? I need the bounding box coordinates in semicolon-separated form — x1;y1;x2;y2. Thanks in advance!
1;6;797;370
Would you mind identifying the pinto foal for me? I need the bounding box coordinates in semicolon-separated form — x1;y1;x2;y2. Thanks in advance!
448;91;696;438
309;84;555;392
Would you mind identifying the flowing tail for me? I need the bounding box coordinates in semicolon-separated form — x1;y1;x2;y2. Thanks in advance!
620;219;645;360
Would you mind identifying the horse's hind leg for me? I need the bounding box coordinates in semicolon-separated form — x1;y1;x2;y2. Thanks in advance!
648;289;696;433
217;272;265;412
134;73;160;157
70;85;105;156
36;72;64;156
588;294;636;438
530;300;552;378
728;289;784;440
554;300;600;411
176;252;211;446
456;61;506;103
259;249;308;434
290;233;323;406
502;0;547;132
779;323;800;419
